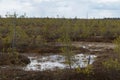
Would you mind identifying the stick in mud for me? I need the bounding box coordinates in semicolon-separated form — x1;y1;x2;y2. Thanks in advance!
88;55;91;65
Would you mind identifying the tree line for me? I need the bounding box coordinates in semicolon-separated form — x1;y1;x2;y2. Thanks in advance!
0;17;120;52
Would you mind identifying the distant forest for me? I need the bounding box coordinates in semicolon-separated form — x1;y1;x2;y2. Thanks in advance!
0;17;120;52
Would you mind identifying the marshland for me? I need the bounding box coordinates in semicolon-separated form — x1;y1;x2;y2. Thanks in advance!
0;17;120;80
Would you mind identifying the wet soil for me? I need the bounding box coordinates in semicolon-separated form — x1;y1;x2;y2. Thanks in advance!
22;41;115;55
0;53;30;66
0;41;120;80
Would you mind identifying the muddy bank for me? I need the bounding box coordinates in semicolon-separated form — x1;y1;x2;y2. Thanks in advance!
0;53;30;66
19;45;90;54
0;42;119;80
0;41;115;67
18;41;115;54
92;49;120;80
0;66;120;80
72;36;115;42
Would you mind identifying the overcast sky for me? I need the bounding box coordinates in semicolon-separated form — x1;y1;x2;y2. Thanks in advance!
0;0;120;18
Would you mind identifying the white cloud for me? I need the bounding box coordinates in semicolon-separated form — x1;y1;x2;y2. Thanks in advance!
96;0;119;3
0;0;21;10
0;0;120;18
32;0;42;3
0;0;35;17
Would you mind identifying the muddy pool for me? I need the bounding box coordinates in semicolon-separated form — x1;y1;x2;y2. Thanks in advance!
24;54;96;71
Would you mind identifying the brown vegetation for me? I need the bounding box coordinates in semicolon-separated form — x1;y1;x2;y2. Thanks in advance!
0;18;120;80
0;53;30;66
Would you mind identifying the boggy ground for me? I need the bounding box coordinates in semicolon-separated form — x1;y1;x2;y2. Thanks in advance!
0;53;30;66
0;41;120;80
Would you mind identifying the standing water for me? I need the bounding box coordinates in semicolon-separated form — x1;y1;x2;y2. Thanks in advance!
24;54;96;71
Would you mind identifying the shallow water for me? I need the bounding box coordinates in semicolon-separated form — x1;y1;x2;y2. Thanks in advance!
24;54;96;71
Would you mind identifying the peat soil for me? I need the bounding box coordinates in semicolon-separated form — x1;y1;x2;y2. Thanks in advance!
0;41;120;80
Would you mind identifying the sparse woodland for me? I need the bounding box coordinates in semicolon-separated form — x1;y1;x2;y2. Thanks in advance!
0;18;120;52
0;17;120;80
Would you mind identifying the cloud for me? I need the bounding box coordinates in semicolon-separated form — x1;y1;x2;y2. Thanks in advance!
0;0;34;17
90;0;120;18
95;0;119;3
0;0;120;18
92;1;120;10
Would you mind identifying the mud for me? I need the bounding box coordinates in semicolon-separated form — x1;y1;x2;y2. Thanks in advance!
0;41;119;80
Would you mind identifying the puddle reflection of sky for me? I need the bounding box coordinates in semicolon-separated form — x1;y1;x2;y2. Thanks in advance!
24;54;96;71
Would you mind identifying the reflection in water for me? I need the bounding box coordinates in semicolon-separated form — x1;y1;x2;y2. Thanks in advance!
24;54;96;71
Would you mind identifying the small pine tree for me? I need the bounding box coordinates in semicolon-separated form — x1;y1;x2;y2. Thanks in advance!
58;21;74;69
